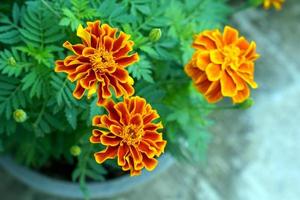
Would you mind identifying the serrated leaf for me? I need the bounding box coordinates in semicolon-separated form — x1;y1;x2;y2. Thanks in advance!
128;57;154;83
65;108;78;129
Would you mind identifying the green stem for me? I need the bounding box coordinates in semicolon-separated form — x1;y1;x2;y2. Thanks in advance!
41;0;61;18
33;103;46;127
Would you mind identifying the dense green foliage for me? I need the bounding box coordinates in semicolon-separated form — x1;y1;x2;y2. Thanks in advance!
0;0;259;197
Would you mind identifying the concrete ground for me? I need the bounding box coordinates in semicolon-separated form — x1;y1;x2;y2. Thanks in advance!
1;0;300;199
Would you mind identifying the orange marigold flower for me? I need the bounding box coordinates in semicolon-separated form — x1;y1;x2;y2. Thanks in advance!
185;26;259;104
55;20;139;105
90;96;167;176
263;0;285;10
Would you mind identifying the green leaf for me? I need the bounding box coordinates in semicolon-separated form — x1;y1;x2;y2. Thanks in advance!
0;4;21;44
72;168;81;182
50;73;78;108
88;98;104;125
128;56;154;83
0;48;30;77
0;74;26;120
139;46;159;58
65;108;78;130
0;116;17;135
19;1;64;47
21;66;51;99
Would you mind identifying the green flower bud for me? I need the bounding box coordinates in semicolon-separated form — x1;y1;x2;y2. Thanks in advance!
149;28;162;42
235;98;254;109
13;109;27;123
8;57;16;66
70;145;81;156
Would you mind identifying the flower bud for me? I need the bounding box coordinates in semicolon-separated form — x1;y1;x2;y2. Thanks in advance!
70;145;81;156
149;28;162;42
13;109;27;123
8;57;16;66
236;98;254;109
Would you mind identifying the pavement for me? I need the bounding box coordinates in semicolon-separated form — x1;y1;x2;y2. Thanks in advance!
1;0;300;199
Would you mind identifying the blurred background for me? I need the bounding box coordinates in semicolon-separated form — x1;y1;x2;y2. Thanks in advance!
1;0;300;199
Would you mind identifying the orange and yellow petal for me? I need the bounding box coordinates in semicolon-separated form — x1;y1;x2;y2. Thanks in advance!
90;96;166;176
263;0;285;10
54;20;138;103
185;26;259;104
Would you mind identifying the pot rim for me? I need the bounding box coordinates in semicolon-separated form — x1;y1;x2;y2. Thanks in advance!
0;154;174;199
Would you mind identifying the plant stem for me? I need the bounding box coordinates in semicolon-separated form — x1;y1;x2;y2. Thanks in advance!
41;0;61;18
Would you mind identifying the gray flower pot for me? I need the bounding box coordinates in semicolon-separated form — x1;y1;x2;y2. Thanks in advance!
0;154;174;199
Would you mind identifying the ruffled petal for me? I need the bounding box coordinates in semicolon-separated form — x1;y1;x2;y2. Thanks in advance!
138;141;156;157
130;114;143;127
111;68;129;83
232;84;250;103
73;82;85;99
100;134;121;146
193;33;217;50
206;63;222;81
77;24;91;46
220;70;237;97
237;71;258;88
115;102;130;125
103;100;120;121
223;26;239;45
143;111;159;124
94;146;118;164
113;42;133;58
210;50;224;64
112;32;131;52
196;51;211;70
129;146;142;167
82;47;97;57
63;41;85;55
115;53;139;67
118;143;129;166
142;154;158;171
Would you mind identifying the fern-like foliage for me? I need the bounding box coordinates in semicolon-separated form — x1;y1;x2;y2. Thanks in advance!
91;0;136;26
16;1;64;67
50;73;78;108
165;83;213;162
0;48;30;77
21;66;52;99
0;3;21;44
128;56;154;83
0;116;17;135
72;139;107;197
20;1;64;47
59;0;97;31
29;104;65;137
0;74;26;119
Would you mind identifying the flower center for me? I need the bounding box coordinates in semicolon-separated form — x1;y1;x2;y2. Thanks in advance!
122;125;143;145
90;49;116;72
223;45;240;69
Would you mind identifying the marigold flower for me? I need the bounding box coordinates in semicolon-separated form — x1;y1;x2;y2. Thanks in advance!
263;0;285;10
55;20;139;105
90;96;167;176
185;26;259;103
